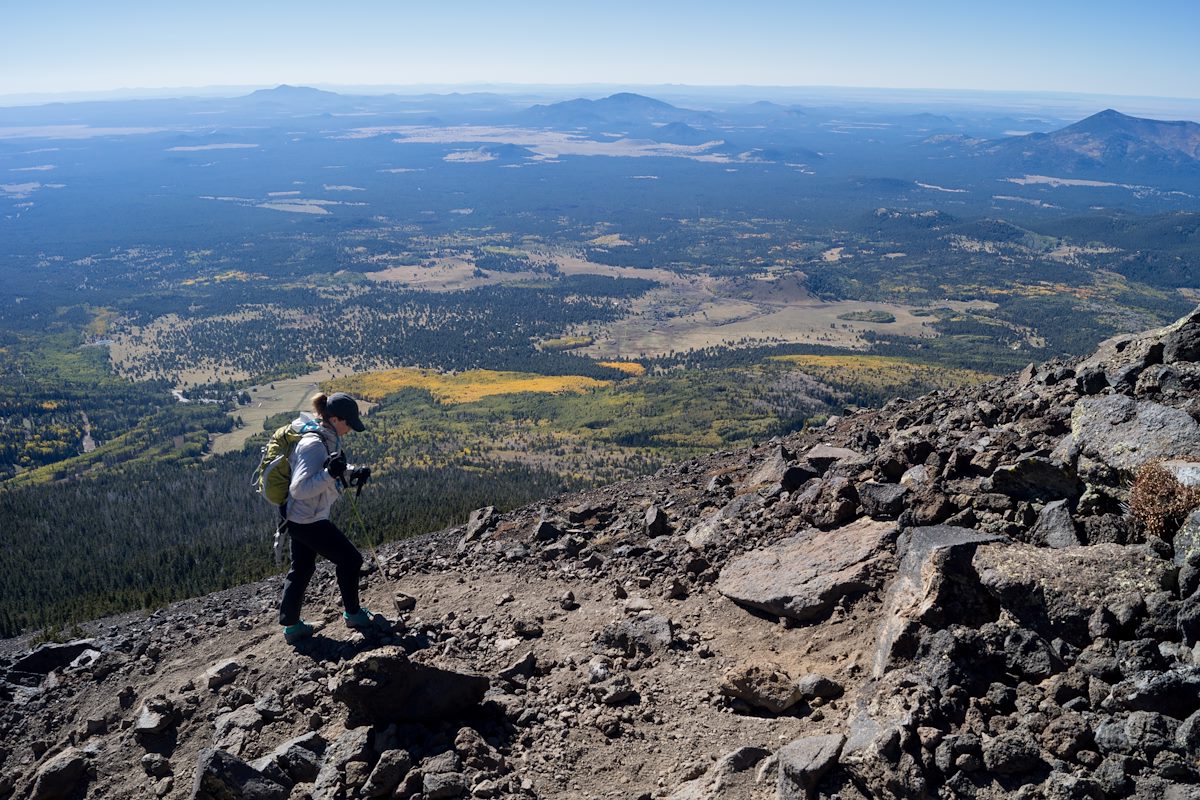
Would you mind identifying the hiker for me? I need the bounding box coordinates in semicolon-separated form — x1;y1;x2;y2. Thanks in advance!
278;391;389;644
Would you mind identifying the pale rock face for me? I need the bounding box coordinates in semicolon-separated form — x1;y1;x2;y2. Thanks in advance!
717;518;899;623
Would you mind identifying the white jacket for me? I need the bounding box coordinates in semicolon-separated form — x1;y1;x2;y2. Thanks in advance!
286;420;342;524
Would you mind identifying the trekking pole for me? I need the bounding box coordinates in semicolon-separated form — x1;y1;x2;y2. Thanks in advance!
345;479;384;576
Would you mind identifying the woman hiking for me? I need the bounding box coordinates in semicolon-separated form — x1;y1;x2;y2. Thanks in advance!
278;391;390;644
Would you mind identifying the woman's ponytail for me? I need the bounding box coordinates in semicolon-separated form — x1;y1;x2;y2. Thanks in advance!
311;393;329;418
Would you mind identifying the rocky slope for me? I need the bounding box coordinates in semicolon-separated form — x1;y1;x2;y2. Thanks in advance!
7;309;1200;800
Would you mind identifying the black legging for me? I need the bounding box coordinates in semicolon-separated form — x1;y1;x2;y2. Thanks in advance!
279;518;364;626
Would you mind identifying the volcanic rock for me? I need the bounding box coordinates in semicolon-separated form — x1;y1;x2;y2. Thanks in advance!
719;662;803;713
718;518;898;623
777;734;844;800
192;748;288;800
331;647;489;726
1071;394;1200;475
30;747;89;800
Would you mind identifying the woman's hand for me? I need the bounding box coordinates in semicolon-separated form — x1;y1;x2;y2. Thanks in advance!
324;451;348;480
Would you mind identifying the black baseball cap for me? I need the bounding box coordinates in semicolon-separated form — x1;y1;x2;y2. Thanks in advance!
326;392;366;431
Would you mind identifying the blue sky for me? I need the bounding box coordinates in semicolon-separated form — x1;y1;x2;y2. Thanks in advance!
5;0;1198;99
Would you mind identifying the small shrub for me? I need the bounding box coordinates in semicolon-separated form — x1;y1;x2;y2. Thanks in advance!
1129;460;1200;540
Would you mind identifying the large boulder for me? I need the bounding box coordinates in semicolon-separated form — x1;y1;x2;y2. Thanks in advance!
12;640;96;675
1163;311;1200;364
974;542;1174;646
983;455;1080;501
777;734;844;800
873;526;1007;676
743;445;817;491
1071;395;1200;476
192;748;289;800
332;647;489;727
719;662;803;714
718;518;899;624
29;748;89;800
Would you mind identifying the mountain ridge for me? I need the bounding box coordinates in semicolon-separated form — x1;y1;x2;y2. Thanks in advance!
987;107;1200;179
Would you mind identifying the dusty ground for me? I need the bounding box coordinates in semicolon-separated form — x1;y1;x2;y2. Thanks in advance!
5;503;872;799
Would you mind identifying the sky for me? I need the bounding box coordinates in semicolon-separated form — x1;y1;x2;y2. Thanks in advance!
4;0;1199;100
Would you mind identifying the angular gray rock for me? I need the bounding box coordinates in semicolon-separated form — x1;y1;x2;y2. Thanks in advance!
1176;709;1200;755
251;733;325;785
805;444;864;475
203;658;241;690
133;695;180;736
12;640;97;675
645;505;671;537
30;747;89;800
858;481;908;520
1071;394;1200;475
743;445;816;491
214;705;264;752
1108;667;1200;718
839;674;932;799
981;731;1044;774
984;455;1080;501
1030;499;1083;548
423;770;467;799
684;494;757;550
873;526;1006;675
1175;508;1200;568
312;727;372;800
1163;314;1200;363
795;673;844;702
462;506;497;546
597;614;674;656
192;748;289;800
718;518;899;623
362;749;412;797
777;734;844;800
332;647;489;726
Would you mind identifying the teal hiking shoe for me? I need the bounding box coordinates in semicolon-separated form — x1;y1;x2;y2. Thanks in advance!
282;621;317;645
343;607;390;632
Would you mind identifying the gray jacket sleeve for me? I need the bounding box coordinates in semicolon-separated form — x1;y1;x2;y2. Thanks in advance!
289;434;334;500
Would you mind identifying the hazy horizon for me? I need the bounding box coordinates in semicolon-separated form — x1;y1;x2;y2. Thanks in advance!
6;1;1199;102
2;82;1199;122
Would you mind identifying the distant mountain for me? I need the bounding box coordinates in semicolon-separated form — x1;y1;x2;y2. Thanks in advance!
719;100;810;128
244;84;344;101
519;92;713;130
652;121;715;146
988;109;1200;180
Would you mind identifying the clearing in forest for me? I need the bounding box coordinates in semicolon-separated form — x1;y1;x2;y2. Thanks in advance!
324;367;612;404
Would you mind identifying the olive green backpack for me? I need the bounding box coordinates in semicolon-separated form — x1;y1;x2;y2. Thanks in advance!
251;415;324;505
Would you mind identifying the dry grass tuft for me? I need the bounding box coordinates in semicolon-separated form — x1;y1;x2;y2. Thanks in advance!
1129;460;1200;540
